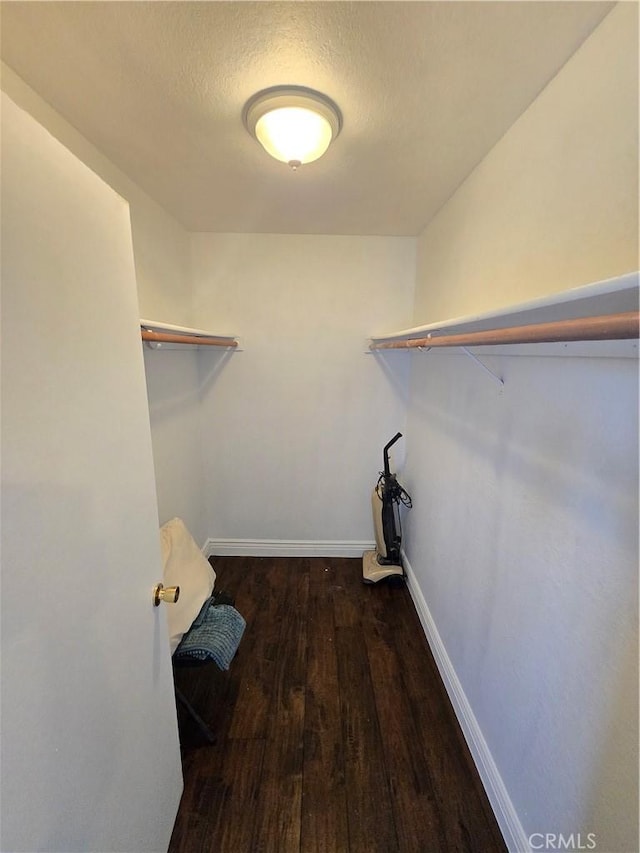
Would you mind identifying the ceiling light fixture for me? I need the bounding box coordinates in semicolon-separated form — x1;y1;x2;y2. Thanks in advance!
243;86;342;171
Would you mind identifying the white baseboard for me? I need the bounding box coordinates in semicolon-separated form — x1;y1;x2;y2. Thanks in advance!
402;550;530;853
203;538;375;559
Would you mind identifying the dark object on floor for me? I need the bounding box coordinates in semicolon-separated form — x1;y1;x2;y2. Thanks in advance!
173;590;245;743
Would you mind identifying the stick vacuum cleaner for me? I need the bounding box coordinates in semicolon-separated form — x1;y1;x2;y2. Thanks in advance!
362;432;412;584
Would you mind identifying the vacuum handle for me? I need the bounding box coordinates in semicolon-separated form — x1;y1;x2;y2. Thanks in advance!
383;432;403;476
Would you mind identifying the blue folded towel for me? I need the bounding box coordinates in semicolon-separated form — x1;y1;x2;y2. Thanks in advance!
173;600;246;670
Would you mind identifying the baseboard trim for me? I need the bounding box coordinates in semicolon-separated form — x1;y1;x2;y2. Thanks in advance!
203;538;375;559
402;550;530;853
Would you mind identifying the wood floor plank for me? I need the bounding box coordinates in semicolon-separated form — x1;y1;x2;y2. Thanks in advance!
168;740;226;851
250;560;309;852
335;623;399;852
169;556;507;853
363;608;448;851
167;812;210;853
367;579;506;851
227;558;286;739
301;560;349;853
211;738;266;852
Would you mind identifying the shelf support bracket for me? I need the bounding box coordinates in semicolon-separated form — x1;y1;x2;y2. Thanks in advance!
460;347;504;388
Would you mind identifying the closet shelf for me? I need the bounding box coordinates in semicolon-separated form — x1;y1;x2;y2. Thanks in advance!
369;272;639;354
140;319;238;349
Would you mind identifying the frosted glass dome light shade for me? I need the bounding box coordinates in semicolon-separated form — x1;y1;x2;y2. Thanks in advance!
255;107;333;165
244;87;342;169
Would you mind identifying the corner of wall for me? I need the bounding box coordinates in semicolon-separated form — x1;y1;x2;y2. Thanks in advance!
412;2;638;324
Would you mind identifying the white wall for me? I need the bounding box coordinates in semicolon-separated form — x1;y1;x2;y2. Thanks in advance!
142;350;206;544
405;5;639;851
191;233;415;548
405;353;638;850
1;63;207;544
413;3;638;325
0;63;193;325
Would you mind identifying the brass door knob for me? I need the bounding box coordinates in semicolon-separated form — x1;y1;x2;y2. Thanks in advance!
153;583;180;606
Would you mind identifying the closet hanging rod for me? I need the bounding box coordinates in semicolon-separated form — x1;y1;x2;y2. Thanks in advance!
141;329;238;347
370;311;639;350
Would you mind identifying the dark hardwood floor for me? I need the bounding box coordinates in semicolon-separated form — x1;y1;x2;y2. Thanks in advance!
169;556;506;853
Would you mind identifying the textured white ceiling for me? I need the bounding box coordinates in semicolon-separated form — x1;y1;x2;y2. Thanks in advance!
0;1;613;235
